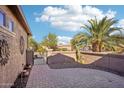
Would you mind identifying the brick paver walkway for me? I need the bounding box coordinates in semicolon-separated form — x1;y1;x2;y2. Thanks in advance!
26;58;124;88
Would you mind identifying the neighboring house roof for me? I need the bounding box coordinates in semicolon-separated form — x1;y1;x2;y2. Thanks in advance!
7;5;32;35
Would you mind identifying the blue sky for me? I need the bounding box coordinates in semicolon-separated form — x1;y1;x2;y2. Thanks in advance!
22;5;124;44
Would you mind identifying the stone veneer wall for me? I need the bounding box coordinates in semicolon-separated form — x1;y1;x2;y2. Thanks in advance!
0;6;28;87
80;52;124;75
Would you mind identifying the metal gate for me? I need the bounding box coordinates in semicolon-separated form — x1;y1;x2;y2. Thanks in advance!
26;49;34;66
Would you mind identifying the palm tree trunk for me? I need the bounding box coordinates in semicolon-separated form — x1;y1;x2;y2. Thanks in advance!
98;42;102;52
92;41;102;52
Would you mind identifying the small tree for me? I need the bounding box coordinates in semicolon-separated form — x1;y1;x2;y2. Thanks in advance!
37;43;46;55
42;33;58;51
28;36;38;51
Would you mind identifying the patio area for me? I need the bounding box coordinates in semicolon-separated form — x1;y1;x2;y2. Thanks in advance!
26;57;124;88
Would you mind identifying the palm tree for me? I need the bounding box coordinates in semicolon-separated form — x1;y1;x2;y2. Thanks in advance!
75;16;123;52
110;35;124;53
71;32;89;50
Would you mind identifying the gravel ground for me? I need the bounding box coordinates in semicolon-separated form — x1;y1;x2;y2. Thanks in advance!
26;59;124;88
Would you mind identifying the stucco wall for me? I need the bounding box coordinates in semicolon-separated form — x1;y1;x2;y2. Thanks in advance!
0;6;28;87
47;51;76;60
80;52;124;76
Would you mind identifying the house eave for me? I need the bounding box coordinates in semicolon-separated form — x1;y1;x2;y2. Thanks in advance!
7;5;32;36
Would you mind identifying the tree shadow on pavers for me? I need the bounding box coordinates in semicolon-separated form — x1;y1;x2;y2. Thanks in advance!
47;53;80;69
47;53;96;69
47;53;124;76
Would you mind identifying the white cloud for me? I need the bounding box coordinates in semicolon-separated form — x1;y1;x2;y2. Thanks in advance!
105;10;116;18
35;5;117;32
110;19;124;36
44;6;67;16
41;15;49;21
57;36;72;45
118;19;124;28
64;5;83;14
112;19;124;36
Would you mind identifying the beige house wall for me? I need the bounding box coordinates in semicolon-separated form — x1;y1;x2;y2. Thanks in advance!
0;6;28;87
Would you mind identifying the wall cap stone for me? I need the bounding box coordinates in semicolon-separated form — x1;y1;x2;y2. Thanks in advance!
81;51;124;59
